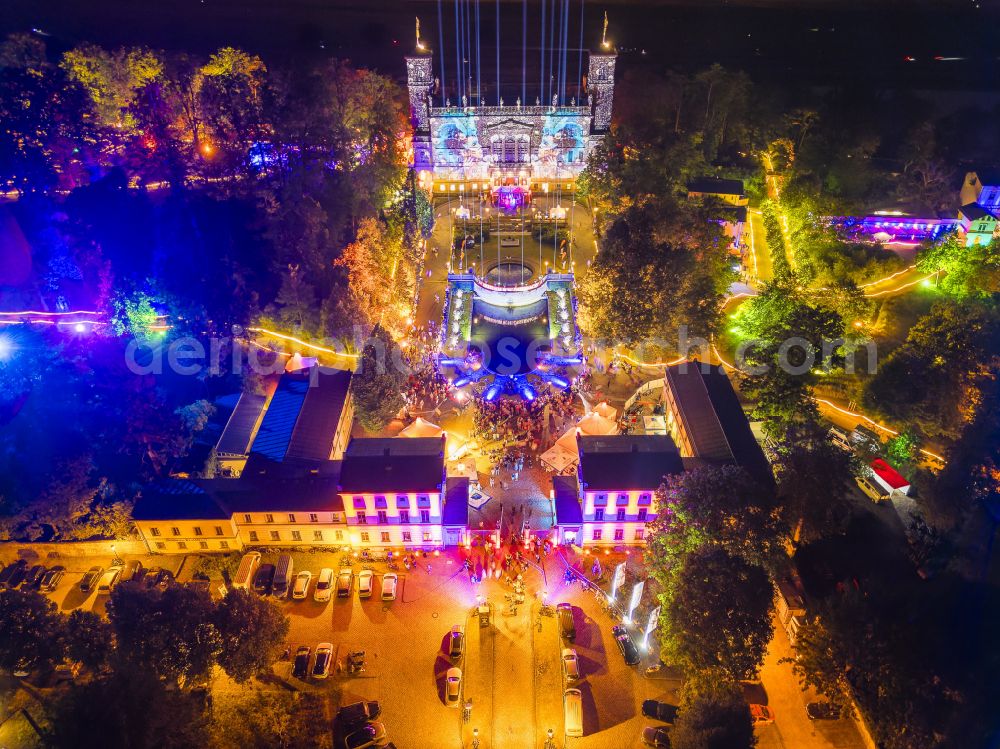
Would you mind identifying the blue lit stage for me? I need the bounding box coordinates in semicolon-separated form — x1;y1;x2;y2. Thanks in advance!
440;273;581;401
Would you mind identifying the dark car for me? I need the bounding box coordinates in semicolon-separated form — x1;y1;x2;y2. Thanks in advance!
807;702;843;720
22;565;47;590
641;725;671;747
292;646;311;680
39;566;66;592
612;625;640;666
79;566;104;593
344;721;388;749
557;603;576;642
253;564;276;595
337;701;382;729
447;625;465;658
642;700;678;724
0;560;29;590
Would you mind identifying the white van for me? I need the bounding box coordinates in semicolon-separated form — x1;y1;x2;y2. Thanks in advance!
564;688;583;737
232;552;261;591
97;567;123;595
272;554;294;598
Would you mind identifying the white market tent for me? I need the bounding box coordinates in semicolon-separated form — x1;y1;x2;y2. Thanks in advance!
399;417;445;439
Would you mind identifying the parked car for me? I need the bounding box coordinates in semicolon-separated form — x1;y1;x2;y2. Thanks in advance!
336;568;353;597
253;564;276;596
3;561;30;590
642;700;678;724
344;721;389;749
79;566;104;593
381;572;397;601
120;559;143;583
612;624;640;666
444;667;462;706
557;603;576;641
292;570;312;600
39;566;65;592
561;648;580;681
313;643;333;679
0;560;25;590
292;646;311;680
314;568;334;602
357;569;373;598
97;566;123;595
337;701;382;729
22;565;47;590
54;661;82;682
448;625;465;658
641;725;671;747
272;554;294;599
806;702;842;720
749;704;775;725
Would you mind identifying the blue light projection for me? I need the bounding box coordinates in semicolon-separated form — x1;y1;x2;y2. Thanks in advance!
538;116;586;166
434;117;483;167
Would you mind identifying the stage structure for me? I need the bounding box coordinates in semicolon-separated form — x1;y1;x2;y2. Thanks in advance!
405;8;616;192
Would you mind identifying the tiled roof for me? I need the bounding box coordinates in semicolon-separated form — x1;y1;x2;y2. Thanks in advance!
132;480;230;521
339;437;446;493
577;435;684;492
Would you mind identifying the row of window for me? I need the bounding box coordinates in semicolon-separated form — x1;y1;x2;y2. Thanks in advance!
149;525;227;538
591;528;645;542
243;512;331;524
351;495;432;510
591;493;653;507
359;530;433;544
356;510;431;524
154;540;231;551
592;508;649;523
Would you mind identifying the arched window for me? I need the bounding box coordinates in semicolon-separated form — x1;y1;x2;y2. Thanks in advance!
504;136;516;163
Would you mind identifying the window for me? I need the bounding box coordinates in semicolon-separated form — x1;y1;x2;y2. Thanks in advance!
361;532;370;543
177;541;188;549
194;527;203;536
265;513;274;523
399;509;410;524
269;531;280;541
616;493;629;506
594;508;605;522
220;540;230;549
638;493;652;506
214;526;223;536
616;509;626;522
380;532;391;543
634;529;645;541
249;531;259;542
375;496;388;509
335;530;344;541
199;541;209;549
353;496;367;510
614;528;624;541
594;494;608;506
417;495;431;508
377;510;388;524
637;508;648;522
420;510;430;523
309;513;318;523
422;531;432;542
291;531;302;541
171;527;180;536
243;513;251;523
150;527;161;537
155;541;165;550
287;513;296;523
592;529;603;541
396;495;410;509
402;531;412;543
313;530;323;541
357;511;367;525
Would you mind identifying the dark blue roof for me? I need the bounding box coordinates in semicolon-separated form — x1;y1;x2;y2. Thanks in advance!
216;392;267;457
553;475;583;524
442;478;470;525
250;376;309;461
133;480;230;521
578;435;684;492
339;437;445;493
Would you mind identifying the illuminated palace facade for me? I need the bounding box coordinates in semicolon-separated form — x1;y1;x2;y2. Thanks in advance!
405;50;616;192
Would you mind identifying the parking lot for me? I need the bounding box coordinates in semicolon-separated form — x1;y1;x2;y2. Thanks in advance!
3;546;867;749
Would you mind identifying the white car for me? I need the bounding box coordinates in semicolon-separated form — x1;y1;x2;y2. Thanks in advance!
381;572;397;601
358;569;374;599
291;570;312;600
312;643;333;679
562;648;580;681
314;568;334;602
445;667;462;706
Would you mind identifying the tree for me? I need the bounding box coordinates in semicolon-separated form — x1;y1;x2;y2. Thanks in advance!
646;465;784;576
0;589;66;673
50;664;210;749
207;691;330;749
334;217;407;333
107;583;222;685
671;674;756;749
351;325;407;433
660;547;773;680
214;589;290;683
785;618;850;708
884;430;921;475
64;609;115;672
61;44;163;131
273;264;318;332
918;235;1000;300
